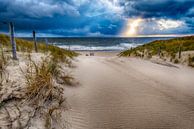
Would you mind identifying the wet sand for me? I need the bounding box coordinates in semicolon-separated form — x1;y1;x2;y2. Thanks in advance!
65;52;194;129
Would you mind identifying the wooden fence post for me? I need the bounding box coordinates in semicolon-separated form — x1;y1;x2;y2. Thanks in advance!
9;22;17;60
33;30;38;52
45;38;48;50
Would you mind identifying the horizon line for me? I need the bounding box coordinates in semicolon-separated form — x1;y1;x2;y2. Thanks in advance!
1;32;194;38
18;34;194;38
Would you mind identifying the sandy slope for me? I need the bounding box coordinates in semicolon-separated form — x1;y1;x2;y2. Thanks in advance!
65;53;194;129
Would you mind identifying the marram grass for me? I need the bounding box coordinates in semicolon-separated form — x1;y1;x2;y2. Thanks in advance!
0;34;78;62
119;36;194;57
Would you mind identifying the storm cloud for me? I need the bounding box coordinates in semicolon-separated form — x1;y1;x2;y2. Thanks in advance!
0;0;193;36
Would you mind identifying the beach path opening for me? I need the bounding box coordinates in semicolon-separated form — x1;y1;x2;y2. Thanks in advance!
65;55;194;129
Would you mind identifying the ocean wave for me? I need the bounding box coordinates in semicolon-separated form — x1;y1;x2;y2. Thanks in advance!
58;43;142;51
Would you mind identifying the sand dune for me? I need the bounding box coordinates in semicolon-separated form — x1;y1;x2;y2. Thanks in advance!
65;53;194;129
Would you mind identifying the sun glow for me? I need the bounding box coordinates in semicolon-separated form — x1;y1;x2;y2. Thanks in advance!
121;18;143;37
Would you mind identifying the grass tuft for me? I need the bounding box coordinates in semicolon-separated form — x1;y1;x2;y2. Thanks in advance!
0;47;9;85
22;55;75;106
24;56;57;105
21;55;73;128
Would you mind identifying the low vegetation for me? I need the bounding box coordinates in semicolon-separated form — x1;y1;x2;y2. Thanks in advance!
21;55;73;128
0;34;78;62
119;36;194;66
0;47;9;85
23;55;75;105
120;36;194;57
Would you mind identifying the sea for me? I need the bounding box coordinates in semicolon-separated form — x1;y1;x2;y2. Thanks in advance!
22;37;173;51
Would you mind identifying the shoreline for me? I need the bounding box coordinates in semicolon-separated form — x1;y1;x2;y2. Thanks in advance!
76;50;121;57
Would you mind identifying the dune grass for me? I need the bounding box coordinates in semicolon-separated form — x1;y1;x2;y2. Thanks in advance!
0;35;77;128
23;55;73;105
0;34;77;128
119;36;194;57
0;34;78;62
21;55;73;128
0;47;9;85
24;56;56;105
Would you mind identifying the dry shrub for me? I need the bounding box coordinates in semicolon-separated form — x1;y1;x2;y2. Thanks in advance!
0;48;9;85
23;55;61;105
22;55;74;129
174;58;179;64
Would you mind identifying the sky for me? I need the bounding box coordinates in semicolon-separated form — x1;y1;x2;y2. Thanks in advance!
0;0;194;37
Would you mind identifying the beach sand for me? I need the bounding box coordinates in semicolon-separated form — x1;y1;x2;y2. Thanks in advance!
77;51;120;57
65;51;194;129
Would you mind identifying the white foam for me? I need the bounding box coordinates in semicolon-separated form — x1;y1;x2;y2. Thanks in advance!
58;43;141;51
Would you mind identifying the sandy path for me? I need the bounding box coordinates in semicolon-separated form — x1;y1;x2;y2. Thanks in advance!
65;55;194;129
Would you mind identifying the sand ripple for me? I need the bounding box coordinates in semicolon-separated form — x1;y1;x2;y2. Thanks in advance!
66;56;194;129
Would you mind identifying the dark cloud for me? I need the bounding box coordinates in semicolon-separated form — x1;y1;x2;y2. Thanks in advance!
124;0;194;18
0;0;80;19
0;0;193;36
